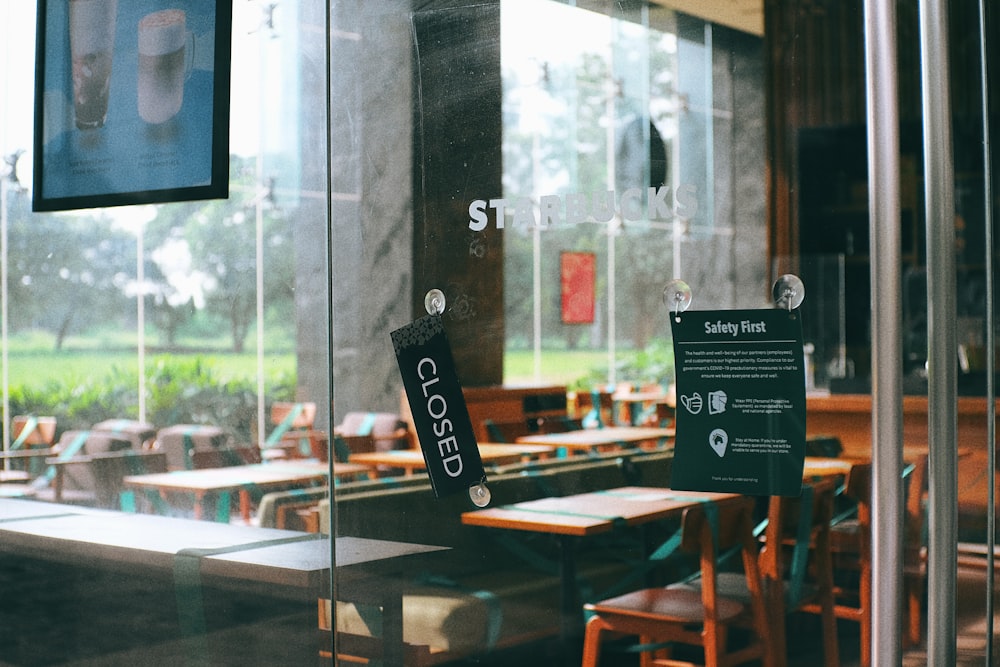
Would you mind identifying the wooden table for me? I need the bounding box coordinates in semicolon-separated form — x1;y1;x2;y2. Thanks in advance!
123;461;369;522
462;486;737;644
802;456;855;480
349;442;555;476
611;390;673;425
515;426;675;454
0;498;447;665
0;470;30;483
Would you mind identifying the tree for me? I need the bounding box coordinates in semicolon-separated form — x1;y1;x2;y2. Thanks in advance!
5;191;135;349
177;155;295;353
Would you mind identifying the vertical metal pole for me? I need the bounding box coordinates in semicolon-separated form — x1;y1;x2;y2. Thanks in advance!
920;0;959;664
0;175;8;468
136;224;146;423
863;1;904;665
977;0;996;661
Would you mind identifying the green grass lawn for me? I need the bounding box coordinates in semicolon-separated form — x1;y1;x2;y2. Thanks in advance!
2;349;295;390
503;348;610;386
7;348;594;390
2;331;640;393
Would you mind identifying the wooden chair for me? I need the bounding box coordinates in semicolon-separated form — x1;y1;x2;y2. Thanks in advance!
763;479;840;667
581;495;772;667
668;480;839;667
190;445;262;469
818;459;927;667
90;419;157;449
481;418;533;443
154;424;230;470
571;388;614;427
266;401;326;459
9;415;56;475
10;415;57;448
337;412;410;452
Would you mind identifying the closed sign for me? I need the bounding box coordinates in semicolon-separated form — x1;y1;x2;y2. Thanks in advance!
391;315;486;498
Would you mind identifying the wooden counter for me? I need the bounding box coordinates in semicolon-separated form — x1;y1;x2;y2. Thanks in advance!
807;393;999;453
807;393;1000;540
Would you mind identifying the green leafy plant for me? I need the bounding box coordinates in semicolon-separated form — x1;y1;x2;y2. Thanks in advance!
5;357;296;445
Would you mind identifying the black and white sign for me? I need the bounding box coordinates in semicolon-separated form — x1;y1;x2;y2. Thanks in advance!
391;315;486;498
669;308;807;496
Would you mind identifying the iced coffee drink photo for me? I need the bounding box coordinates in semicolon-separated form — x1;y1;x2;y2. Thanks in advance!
138;9;189;125
69;0;118;130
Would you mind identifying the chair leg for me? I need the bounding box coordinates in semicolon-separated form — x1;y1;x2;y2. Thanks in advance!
904;574;923;647
821;600;840;667
860;566;872;667
701;621;725;667
581;615;607;667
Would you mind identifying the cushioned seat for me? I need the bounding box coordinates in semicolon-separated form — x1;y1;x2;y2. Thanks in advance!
154;424;229;470
91;419;157;449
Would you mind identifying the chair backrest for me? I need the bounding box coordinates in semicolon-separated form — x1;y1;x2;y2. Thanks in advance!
190;446;262;469
680;495;765;617
680;494;758;554
806;434;844;458
843;461;873;530
338;412;409;451
535;416;583;434
155;424;230;470
91;419;157;449
760;478;837;608
572;389;614;427
333;433;375;462
481;418;533;443
902;455;928;564
270;402;317;429
91;450;168;509
844;459;925;564
11;415;57;447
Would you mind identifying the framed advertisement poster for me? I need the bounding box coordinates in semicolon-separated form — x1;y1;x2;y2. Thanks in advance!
32;0;232;211
560;251;596;324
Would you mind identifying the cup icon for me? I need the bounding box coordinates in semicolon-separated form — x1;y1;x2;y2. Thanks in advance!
69;0;118;130
138;9;192;125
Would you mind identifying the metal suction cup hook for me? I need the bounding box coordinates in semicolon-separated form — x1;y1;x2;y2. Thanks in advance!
424;289;446;316
772;274;805;311
469;481;491;507
663;279;693;321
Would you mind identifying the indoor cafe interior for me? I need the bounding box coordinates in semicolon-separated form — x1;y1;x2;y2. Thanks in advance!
0;0;998;665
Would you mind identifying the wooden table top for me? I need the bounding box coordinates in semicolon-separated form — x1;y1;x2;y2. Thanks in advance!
461;486;737;537
0;499;447;592
837;445;971;463
0;470;30;483
122;461;367;493
514;426;675;450
802;456;855;479
349;442;554;474
611;390;672;404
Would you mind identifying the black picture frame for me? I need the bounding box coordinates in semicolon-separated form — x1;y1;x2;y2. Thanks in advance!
32;0;232;212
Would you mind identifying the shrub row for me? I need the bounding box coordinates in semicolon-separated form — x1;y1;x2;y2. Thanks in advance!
5;357;296;445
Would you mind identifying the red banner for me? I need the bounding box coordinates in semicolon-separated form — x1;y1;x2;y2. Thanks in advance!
560;252;596;324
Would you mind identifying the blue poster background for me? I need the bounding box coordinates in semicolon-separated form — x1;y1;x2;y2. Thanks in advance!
669;308;807;496
36;0;225;208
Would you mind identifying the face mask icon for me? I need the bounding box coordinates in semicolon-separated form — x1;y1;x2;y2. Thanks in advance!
680;393;703;414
